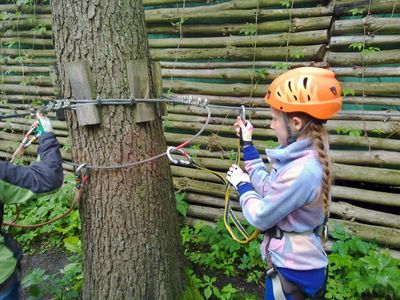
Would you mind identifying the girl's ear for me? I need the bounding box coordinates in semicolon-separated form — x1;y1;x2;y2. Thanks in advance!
291;116;304;131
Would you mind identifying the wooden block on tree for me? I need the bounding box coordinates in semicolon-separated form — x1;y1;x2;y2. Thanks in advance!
151;61;167;117
126;59;156;123
65;61;100;126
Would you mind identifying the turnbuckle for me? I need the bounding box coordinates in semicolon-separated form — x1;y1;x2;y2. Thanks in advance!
166;146;192;166
181;96;208;107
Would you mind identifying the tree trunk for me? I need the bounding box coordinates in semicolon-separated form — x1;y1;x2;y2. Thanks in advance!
51;1;187;299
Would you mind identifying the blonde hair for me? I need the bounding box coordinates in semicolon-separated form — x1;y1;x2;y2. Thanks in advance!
305;121;331;220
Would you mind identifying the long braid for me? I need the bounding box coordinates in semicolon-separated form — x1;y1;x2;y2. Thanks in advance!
306;121;332;220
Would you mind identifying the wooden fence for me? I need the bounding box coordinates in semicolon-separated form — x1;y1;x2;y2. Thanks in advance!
0;0;399;254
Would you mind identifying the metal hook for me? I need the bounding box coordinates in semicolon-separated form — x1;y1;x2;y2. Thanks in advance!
240;105;246;124
166;146;192;166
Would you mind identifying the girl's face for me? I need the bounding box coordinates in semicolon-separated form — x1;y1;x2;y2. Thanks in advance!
270;107;289;146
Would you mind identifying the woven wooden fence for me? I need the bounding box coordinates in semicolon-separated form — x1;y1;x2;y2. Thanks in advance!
0;0;399;254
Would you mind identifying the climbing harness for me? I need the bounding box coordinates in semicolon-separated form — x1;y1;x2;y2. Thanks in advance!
2;164;89;229
263;224;329;299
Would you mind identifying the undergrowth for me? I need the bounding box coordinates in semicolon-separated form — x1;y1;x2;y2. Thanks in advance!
3;190;400;300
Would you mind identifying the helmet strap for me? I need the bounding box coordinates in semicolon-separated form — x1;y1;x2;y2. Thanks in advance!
282;112;312;145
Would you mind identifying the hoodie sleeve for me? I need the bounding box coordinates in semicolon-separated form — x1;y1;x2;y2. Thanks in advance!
0;132;64;205
242;145;271;196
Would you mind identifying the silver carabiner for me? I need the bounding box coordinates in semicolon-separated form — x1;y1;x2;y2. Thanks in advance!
240;105;246;124
166;146;192;166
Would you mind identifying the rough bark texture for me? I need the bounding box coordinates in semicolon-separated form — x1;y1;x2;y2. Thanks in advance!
51;1;186;299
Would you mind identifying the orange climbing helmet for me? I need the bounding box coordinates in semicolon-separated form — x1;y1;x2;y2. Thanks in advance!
265;67;342;120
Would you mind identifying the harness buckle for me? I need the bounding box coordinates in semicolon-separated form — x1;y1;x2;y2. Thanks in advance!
321;224;328;244
166;146;192;166
266;266;278;278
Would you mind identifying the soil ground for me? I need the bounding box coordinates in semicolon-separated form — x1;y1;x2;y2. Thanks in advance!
19;250;69;300
19;251;264;299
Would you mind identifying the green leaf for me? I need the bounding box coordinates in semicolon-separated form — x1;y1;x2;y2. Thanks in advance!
204;286;212;299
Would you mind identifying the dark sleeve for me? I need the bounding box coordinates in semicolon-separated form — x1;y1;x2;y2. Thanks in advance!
0;132;64;204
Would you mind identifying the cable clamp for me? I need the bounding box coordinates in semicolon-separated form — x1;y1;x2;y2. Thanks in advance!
166;146;192;166
75;163;88;188
129;94;136;105
96;94;102;106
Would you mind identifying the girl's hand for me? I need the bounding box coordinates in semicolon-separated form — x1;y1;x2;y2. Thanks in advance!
226;164;251;191
234;116;253;142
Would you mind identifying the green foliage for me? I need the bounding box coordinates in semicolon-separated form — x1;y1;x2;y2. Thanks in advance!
176;192;189;217
272;62;290;71
187;270;239;300
32;23;47;35
163;119;172;128
227;150;237;162
280;0;291;8
62;142;72;152
342;88;355;97
253;69;269;81
361;46;380;57
1;11;15;21
349;42;380;57
349;8;366;16
289;50;305;60
335;126;362;137
327;225;400;300
239;23;256;36
21;238;82;300
172;17;188;27
349;42;365;52
181;220;265;284
4;175;79;253
190;144;201;158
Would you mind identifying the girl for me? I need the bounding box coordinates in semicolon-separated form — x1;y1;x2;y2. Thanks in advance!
226;67;342;300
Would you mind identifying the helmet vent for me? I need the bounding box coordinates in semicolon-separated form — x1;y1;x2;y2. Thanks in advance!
277;91;281;97
330;86;337;95
288;81;293;92
293;95;298;101
307;95;311;101
303;77;308;88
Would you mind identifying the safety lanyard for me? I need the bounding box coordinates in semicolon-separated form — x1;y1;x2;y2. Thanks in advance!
168;140;259;244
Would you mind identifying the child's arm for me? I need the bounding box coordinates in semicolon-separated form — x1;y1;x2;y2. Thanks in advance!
242;145;271;196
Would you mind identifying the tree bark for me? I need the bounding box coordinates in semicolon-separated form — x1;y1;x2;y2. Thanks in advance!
51;1;187;299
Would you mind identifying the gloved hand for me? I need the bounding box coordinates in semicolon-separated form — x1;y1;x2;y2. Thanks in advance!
226;164;251;191
234;116;253;145
33;112;53;135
